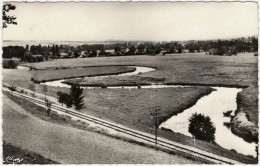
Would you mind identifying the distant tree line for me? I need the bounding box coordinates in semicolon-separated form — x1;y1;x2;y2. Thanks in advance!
185;37;258;55
2;36;258;64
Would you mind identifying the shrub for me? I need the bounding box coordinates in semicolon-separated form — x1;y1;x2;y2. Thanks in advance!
100;84;107;89
23;51;44;63
8;85;16;91
2;59;19;69
57;91;73;108
188;113;216;143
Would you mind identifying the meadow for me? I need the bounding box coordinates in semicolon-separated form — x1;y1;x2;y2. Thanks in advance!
2;53;258;163
21;53;258;124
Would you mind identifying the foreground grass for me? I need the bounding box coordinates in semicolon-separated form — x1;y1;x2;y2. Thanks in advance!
3;92;205;164
3;141;59;164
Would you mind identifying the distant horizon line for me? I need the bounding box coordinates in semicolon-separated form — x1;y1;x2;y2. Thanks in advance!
3;35;258;43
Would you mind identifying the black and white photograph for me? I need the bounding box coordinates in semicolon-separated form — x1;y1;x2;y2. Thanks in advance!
1;1;259;164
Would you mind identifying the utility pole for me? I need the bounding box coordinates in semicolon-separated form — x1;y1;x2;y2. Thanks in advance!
151;106;160;146
43;85;48;109
46;100;52;117
193;135;196;147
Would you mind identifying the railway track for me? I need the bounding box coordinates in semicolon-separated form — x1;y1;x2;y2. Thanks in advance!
6;89;243;164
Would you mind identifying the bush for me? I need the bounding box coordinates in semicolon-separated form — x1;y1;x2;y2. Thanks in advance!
8;85;17;91
100;84;107;89
23;51;44;63
2;59;19;69
188;113;216;143
57;91;73;108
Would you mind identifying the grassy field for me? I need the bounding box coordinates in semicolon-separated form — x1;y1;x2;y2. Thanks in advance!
2;53;258;163
23;53;257;86
10;53;259;123
32;66;136;82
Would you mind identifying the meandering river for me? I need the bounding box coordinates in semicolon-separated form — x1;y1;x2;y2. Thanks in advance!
18;65;257;157
160;87;257;157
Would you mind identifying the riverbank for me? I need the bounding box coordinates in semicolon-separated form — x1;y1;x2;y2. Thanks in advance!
231;86;258;143
31;66;136;83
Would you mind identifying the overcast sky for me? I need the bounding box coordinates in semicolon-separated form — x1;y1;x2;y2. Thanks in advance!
2;2;258;41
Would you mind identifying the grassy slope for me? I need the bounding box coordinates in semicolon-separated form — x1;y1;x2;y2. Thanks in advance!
3;93;202;164
3;142;59;164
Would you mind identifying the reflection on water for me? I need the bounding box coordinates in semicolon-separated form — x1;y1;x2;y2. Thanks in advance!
17;66;30;71
160;87;257;157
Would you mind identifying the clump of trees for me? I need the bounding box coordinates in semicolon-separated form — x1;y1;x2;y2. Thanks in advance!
3;46;26;59
23;51;45;63
57;84;84;110
188;113;216;143
8;84;16;91
57;91;73;108
2;59;19;69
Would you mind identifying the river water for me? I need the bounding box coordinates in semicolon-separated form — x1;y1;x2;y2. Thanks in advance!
18;65;257;157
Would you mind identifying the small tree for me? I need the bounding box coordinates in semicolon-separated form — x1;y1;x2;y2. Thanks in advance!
57;91;73;108
70;84;84;110
188;113;216;143
57;91;66;105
